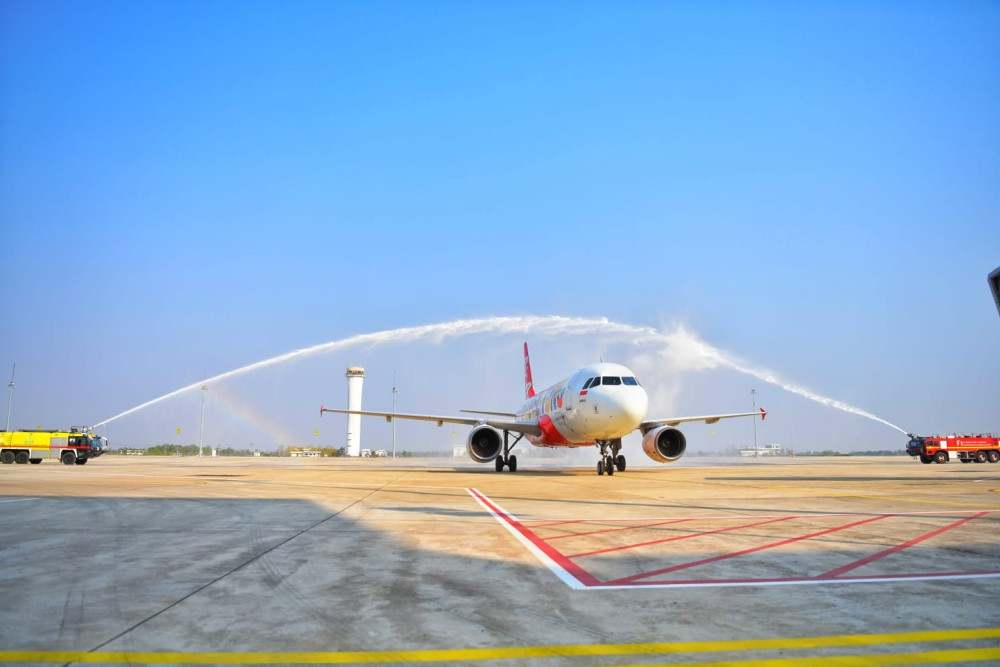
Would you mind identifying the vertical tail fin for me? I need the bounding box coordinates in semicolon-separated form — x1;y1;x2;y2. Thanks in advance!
523;342;536;399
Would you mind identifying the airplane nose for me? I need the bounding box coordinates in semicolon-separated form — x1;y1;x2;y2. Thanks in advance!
606;387;648;431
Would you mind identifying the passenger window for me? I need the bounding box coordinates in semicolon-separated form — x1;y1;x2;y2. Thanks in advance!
623;377;639;386
602;376;622;385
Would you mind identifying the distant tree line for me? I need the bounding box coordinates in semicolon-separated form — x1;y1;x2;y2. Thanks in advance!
793;449;907;457
116;444;280;457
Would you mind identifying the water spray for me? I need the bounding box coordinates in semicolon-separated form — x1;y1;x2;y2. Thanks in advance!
91;315;908;436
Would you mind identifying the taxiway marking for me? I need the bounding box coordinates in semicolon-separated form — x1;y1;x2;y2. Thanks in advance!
469;489;1000;589
819;511;990;578
2;628;999;664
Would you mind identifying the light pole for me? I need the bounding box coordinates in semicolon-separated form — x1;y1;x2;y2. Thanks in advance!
199;385;207;457
751;388;758;457
391;371;398;459
5;365;14;434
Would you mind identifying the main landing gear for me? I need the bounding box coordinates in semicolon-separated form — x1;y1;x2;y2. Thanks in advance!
495;431;524;473
596;439;625;476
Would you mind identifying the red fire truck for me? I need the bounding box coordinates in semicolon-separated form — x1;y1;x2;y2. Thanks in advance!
906;434;1000;464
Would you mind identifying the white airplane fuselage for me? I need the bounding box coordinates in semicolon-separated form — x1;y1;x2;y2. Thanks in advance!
320;341;763;474
517;362;649;447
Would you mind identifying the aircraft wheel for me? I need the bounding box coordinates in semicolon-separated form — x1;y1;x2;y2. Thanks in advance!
989;451;1000;464
596;459;604;476
495;456;504;472
934;451;948;464
616;455;626;472
0;451;15;464
14;451;29;464
605;456;614;476
61;451;76;465
508;455;517;472
29;459;42;464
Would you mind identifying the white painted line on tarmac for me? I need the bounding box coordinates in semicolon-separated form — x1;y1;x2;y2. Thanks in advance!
467;488;588;590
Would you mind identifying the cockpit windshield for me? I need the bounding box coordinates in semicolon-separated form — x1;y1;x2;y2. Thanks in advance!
585;376;641;388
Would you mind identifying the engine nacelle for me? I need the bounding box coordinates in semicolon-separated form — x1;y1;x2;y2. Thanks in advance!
466;425;503;463
642;426;687;463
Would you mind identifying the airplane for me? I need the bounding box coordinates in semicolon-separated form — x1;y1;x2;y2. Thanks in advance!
321;343;765;475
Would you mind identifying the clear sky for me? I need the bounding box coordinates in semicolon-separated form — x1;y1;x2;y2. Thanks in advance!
2;1;998;454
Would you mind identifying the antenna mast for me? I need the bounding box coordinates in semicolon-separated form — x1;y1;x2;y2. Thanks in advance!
392;371;398;459
5;365;15;433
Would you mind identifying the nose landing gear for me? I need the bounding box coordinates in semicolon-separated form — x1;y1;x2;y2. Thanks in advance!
596;439;625;476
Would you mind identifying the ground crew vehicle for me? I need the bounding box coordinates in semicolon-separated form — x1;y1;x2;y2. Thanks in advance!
906;434;1000;464
0;429;108;465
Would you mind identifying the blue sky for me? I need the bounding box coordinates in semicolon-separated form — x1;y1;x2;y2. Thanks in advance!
1;1;998;453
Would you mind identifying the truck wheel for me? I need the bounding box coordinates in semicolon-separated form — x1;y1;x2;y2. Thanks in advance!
0;451;14;464
14;451;29;464
61;451;76;465
29;459;42;464
74;458;88;465
919;455;933;464
934;451;948;464
976;451;988;463
989;451;1000;464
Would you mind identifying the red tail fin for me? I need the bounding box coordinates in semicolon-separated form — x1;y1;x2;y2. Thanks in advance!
523;342;536;399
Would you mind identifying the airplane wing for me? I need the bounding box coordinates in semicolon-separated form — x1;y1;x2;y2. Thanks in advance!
460;409;517;418
321;407;542;436
640;408;766;432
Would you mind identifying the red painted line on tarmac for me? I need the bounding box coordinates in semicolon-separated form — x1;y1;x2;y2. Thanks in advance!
817;511;991;579
607;515;889;586
522;509;1000;522
601;569;1000;588
545;518;695;542
566;516;795;559
470;492;1000;589
467;488;601;588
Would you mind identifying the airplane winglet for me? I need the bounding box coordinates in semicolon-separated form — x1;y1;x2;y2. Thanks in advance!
320;404;324;418
760;408;766;421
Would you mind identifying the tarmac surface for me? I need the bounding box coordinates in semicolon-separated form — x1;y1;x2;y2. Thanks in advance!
1;454;999;665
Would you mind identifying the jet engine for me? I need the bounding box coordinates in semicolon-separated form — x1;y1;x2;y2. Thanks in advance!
642;425;687;463
466;424;503;463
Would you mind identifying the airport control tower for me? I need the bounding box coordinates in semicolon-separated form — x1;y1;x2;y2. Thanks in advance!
345;367;365;457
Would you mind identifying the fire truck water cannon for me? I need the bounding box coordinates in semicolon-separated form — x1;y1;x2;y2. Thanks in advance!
906;433;1000;465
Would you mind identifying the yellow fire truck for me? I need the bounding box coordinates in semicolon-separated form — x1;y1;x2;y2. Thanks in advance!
0;429;108;465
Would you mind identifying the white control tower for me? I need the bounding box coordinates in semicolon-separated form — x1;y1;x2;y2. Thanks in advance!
345;367;365;456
